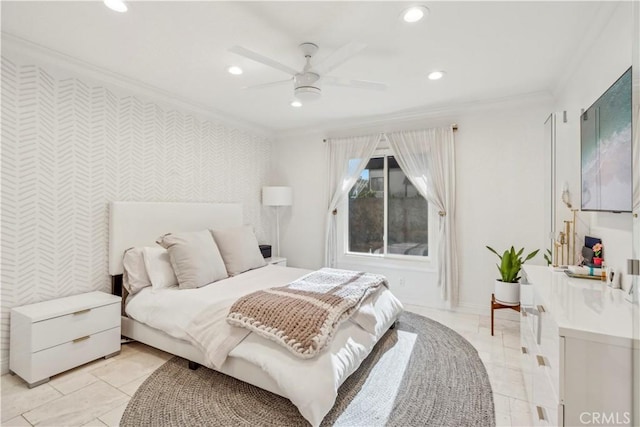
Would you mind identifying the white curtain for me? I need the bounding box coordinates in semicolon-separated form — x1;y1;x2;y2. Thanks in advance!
387;127;458;307
325;134;381;267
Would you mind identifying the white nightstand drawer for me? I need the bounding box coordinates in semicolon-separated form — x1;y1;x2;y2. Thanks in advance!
10;291;122;387
31;302;120;352
27;327;120;384
265;257;287;266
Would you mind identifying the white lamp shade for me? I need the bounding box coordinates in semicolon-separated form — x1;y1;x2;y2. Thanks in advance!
262;186;293;206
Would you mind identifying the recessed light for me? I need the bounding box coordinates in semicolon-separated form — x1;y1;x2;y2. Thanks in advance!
227;66;243;75
104;0;127;13
290;100;302;108
428;71;445;80
402;6;429;23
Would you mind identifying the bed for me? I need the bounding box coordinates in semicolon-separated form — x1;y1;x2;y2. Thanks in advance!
109;201;403;426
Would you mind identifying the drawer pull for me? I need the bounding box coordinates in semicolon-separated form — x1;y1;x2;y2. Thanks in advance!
73;308;91;316
537;305;546;313
536;355;546;367
73;335;90;343
521;346;528;354
521;310;527;317
536;406;545;421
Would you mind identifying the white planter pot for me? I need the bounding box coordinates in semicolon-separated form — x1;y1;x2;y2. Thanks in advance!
494;280;520;306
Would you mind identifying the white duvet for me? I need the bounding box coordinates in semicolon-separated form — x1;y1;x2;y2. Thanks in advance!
126;265;404;426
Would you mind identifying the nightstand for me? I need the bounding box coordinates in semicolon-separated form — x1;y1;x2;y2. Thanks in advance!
10;291;121;388
265;256;287;266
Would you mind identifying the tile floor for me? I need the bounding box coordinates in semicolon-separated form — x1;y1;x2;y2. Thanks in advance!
1;306;532;426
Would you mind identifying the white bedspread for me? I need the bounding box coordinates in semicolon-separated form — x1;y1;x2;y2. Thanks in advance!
125;265;404;426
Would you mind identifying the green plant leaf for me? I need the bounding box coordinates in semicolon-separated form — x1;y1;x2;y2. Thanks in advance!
524;249;539;262
486;246;502;259
488;245;540;282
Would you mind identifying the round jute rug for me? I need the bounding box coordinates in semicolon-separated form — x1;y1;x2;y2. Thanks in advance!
121;312;495;427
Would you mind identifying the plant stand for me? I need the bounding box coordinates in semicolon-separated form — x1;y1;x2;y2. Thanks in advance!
491;293;520;336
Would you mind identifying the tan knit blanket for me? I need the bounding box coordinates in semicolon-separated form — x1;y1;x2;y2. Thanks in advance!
226;268;388;359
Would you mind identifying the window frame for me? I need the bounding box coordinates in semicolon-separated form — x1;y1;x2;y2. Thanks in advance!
341;147;435;264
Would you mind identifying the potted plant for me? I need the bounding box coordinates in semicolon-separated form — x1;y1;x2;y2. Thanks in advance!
486;246;539;306
592;243;603;266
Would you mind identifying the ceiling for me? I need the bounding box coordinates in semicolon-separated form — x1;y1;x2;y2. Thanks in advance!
2;1;610;132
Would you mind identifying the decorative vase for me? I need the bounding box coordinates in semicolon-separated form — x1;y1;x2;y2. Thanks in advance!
494;280;520;306
593;257;603;266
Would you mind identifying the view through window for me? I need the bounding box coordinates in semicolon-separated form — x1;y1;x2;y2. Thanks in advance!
348;155;429;257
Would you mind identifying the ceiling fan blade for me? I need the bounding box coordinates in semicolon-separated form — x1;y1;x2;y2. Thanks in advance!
229;46;298;76
313;42;368;75
242;79;293;90
323;76;388;91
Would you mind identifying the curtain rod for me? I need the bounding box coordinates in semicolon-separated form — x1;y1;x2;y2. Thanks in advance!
323;124;458;142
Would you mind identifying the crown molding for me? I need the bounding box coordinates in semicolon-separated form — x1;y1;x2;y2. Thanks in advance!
550;1;621;100
1;32;275;139
274;90;554;141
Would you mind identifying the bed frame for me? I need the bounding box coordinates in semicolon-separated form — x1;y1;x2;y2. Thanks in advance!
108;201;286;396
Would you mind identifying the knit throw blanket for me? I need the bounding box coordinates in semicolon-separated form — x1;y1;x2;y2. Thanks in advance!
226;268;388;359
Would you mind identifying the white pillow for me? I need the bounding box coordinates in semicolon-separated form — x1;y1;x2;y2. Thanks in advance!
122;247;152;295
157;230;228;289
210;225;267;276
142;246;178;290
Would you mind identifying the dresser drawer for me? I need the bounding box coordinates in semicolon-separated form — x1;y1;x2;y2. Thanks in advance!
520;327;534;404
536;303;560;396
532;403;559;426
29;327;120;383
31;302;120;352
533;355;558;406
520;306;536;338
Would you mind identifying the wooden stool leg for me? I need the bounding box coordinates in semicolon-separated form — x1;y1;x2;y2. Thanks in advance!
491;301;495;336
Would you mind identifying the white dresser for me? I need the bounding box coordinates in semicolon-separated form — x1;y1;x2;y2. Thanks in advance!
521;266;638;426
10;291;121;388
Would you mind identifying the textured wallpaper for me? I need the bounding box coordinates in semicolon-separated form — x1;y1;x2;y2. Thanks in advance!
0;57;272;372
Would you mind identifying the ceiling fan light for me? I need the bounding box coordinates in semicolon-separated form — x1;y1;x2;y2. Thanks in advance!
402;6;429;23
428;70;445;80
290;100;303;108
294;86;321;102
104;0;128;13
227;66;243;75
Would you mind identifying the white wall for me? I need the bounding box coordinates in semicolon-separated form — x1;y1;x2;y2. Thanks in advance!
272;96;551;313
552;1;634;290
0;55;272;374
268;131;328;270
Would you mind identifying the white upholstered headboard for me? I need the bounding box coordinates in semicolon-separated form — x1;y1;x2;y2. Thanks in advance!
108;201;242;275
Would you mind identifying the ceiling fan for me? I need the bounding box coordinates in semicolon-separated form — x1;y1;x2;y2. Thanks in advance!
229;42;387;103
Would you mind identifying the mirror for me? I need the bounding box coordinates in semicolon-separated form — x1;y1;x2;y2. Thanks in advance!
550;111;584;268
631;2;639;424
544;113;556;265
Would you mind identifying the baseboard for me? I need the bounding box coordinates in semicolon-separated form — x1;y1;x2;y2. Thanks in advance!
405;301;521;321
457;302;521;321
453;302;487;316
404;301;488;316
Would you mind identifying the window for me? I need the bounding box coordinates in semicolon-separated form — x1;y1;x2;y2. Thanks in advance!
347;154;429;258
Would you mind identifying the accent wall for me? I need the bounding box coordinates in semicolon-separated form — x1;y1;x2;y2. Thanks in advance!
0;56;272;373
